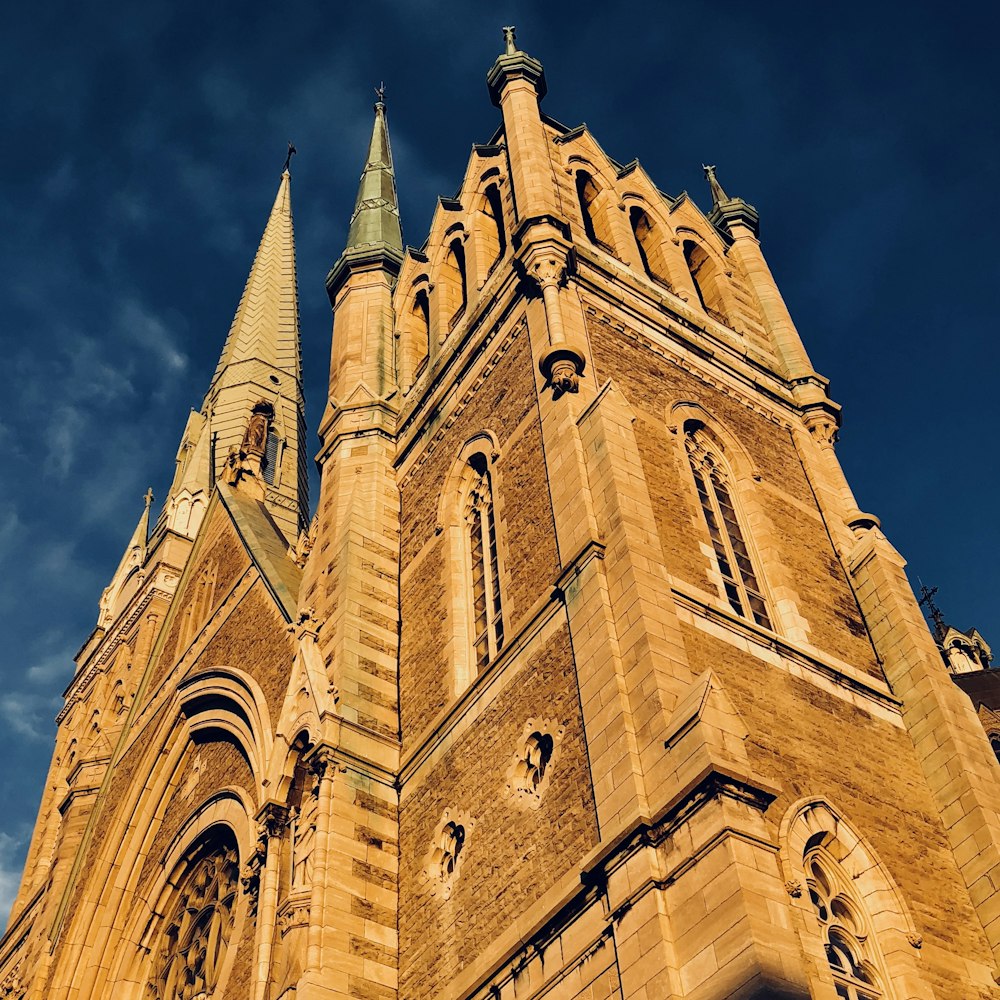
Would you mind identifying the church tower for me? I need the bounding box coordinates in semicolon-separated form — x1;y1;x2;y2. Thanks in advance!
3;29;1000;1000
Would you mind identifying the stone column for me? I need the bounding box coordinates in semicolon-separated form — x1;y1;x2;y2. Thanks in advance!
253;803;288;1000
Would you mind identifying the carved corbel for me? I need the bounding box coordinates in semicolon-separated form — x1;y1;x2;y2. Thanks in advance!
524;248;587;398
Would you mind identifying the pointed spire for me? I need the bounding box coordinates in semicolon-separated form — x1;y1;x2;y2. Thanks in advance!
704;164;760;238
209;170;301;393
703;164;729;208
327;92;404;297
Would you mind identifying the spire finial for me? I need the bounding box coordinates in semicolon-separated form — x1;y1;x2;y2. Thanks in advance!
918;582;948;642
703;163;729;207
282;141;297;175
143;486;154;511
502;25;517;54
375;81;386;107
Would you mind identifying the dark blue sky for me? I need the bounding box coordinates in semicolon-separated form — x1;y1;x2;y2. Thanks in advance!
1;1;997;923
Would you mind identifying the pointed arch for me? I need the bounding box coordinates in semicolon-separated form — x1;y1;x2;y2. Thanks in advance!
680;234;733;326
397;276;430;394
472;182;507;280
438;233;469;334
675;409;772;629
780;798;933;1000
628;205;675;289
101;791;256;1000
574;169;620;255
438;431;508;694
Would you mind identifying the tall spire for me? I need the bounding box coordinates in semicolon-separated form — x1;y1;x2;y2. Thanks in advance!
209;170;301;392
158;168;308;544
328;90;403;297
703;164;729;208
98;488;153;627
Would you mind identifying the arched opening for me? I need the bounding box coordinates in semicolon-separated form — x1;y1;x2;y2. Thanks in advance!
483;183;507;268
575;171;617;252
146;827;241;1000
629;207;673;288
685;420;770;629
398;286;430;393
464;452;504;673
443;238;468;331
683;240;730;325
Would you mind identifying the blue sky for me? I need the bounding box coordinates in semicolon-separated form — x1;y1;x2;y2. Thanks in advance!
1;1;997;924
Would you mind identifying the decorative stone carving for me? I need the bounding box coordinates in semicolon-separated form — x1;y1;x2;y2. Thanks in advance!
148;842;240;1000
804;412;839;449
907;933;923;949
0;965;23;1000
426;809;473;899
784;879;803;898
242;400;275;458
505;720;564;808
292;776;319;889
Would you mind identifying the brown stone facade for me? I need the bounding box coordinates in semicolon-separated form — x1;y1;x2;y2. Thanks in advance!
3;31;999;1000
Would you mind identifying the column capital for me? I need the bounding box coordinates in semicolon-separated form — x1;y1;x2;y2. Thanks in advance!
487;50;547;107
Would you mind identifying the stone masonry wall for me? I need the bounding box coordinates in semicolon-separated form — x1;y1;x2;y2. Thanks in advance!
399;324;559;742
185;580;295;722
684;624;998;997
398;625;599;998
153;509;252;689
588;317;880;675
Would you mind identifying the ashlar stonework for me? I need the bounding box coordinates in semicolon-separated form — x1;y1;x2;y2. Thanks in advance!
3;28;999;1000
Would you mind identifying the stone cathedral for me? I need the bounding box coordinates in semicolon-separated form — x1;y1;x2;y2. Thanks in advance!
4;30;1000;1000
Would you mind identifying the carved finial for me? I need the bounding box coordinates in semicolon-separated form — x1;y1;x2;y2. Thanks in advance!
703;163;729;207
375;81;387;106
282;141;297;174
143;486;154;511
918;582;948;642
502;25;517;54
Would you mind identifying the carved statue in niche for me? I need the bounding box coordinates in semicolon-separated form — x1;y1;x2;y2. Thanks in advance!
147;839;239;1000
242;400;274;458
291;776;318;888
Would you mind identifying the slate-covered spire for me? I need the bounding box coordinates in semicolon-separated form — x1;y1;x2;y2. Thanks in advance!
209;170;302;393
327;91;403;297
157;168;308;544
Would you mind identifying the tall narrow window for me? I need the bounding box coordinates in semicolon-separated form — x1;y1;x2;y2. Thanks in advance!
483;183;507;266
683;240;730;325
685;424;771;629
446;238;468;330
465;453;504;671
629;207;672;288
806;849;885;1000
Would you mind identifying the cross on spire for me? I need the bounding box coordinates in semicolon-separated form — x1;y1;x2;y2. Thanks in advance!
143;486;154;510
282;141;297;174
375;82;386;105
918;583;947;641
502;25;517;54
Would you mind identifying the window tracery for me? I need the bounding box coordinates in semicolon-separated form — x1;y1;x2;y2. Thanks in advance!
425;811;470;899
806;849;885;999
464;453;504;672
147;834;240;1000
684;425;770;629
506;723;564;808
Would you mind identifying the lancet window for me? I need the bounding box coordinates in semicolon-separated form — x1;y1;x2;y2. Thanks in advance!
629;207;673;288
685;424;771;629
262;428;281;486
806;848;886;999
464;453;504;671
683;240;730;325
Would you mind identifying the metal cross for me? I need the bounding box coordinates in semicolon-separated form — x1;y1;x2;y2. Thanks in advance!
375;82;387;104
282;141;297;174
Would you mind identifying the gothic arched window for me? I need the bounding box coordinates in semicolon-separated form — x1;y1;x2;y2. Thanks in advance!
683;240;730;325
685;423;771;629
464;453;504;672
148;830;240;1000
482;182;507;269
445;238;468;330
806;848;886;999
629;207;673;289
